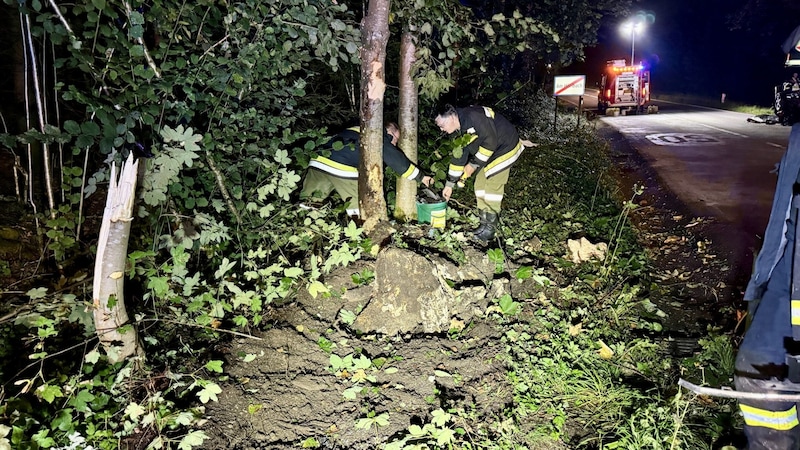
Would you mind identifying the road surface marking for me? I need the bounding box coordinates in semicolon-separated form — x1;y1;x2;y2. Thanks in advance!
695;123;748;138
645;133;722;146
768;142;785;149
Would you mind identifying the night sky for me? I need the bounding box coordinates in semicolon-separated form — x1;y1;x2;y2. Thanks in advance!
576;0;800;106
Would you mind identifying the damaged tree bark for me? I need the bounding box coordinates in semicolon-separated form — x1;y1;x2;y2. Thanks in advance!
358;0;392;232
93;153;143;364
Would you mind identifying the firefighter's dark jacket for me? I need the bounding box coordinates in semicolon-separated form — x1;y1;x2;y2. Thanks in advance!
308;127;422;182
445;107;523;188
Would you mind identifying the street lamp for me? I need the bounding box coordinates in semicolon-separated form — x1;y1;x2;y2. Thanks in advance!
620;20;645;65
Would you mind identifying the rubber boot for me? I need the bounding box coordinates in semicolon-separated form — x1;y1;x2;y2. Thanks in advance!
473;211;498;242
473;210;489;236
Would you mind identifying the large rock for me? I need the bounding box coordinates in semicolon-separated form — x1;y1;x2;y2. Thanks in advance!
353;247;497;335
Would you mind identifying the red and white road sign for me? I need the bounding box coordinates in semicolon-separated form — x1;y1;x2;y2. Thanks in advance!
553;75;586;96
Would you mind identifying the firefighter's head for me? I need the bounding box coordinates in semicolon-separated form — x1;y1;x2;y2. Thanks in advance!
435;105;460;134
386;122;400;146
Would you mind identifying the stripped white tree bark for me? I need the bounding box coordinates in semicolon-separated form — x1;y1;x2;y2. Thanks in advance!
93;153;143;364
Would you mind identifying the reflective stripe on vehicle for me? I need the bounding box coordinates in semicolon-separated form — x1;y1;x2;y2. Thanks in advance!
740;404;799;430
792;300;800;326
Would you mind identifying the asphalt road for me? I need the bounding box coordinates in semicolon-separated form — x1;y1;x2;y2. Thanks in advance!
575;93;792;295
598;100;790;231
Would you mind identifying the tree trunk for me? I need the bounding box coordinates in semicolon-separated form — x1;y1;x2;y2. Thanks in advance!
93;152;143;364
358;0;391;232
394;28;419;222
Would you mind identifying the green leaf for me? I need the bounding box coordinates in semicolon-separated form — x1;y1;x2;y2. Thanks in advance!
205;360;224;373
308;281;329;298
339;309;356;325
26;287;48;299
283;267;303;278
71;389;96;412
198;382;222;403
330;353;344;371
515;266;533;280
125;402;146;420
342;385;361;400
147;277;170;297
37;384;63;403
487;248;504;265
85;350;101;364
178;431;209;450
214;258;237;279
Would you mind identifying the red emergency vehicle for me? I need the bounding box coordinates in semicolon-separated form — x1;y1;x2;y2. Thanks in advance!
598;59;651;114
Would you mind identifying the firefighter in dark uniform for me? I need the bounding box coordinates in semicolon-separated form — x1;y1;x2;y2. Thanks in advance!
434;105;525;242
733;25;800;449
299;123;430;217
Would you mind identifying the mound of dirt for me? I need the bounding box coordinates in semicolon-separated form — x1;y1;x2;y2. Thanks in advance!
201;250;515;449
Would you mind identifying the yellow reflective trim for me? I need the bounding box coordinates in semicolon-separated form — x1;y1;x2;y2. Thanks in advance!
313;156;358;173
482;106;495;118
484;141;524;177
478;146;493;157
792;300;800;326
347;126;360;132
740;404;799;431
401;166;419;180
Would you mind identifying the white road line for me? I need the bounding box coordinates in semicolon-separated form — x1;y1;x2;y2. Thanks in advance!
768;142;785;149
695;123;748;138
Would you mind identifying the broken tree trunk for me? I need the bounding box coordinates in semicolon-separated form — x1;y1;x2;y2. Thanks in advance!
92;152;143;364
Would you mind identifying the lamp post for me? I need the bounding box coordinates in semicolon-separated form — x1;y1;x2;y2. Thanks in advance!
620;19;645;112
620;20;644;65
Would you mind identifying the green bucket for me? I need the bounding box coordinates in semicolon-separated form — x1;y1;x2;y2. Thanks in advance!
417;201;447;226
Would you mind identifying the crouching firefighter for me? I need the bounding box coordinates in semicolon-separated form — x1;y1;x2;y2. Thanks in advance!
735;130;800;449
299;122;431;218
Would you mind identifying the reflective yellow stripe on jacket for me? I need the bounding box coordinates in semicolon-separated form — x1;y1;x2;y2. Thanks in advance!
484;140;524;178
740;404;799;430
309;156;358;179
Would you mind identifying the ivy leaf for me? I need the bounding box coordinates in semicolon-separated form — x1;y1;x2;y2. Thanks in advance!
37;384;63;403
329;353;344;371
147;276;170;297
284;267;303;278
71;389;96;412
214;258;237;279
125;402;146;420
339;309;356;325
436;427;456;446
343;220;362;240
198;382;222;403
178;431;209;450
26;287;48;299
308;280;329;298
205;360;224;373
515;266;532;281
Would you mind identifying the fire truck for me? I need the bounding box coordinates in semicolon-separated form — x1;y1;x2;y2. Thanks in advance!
597;59;651;114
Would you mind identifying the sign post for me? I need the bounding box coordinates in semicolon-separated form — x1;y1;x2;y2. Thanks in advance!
553;75;587;131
